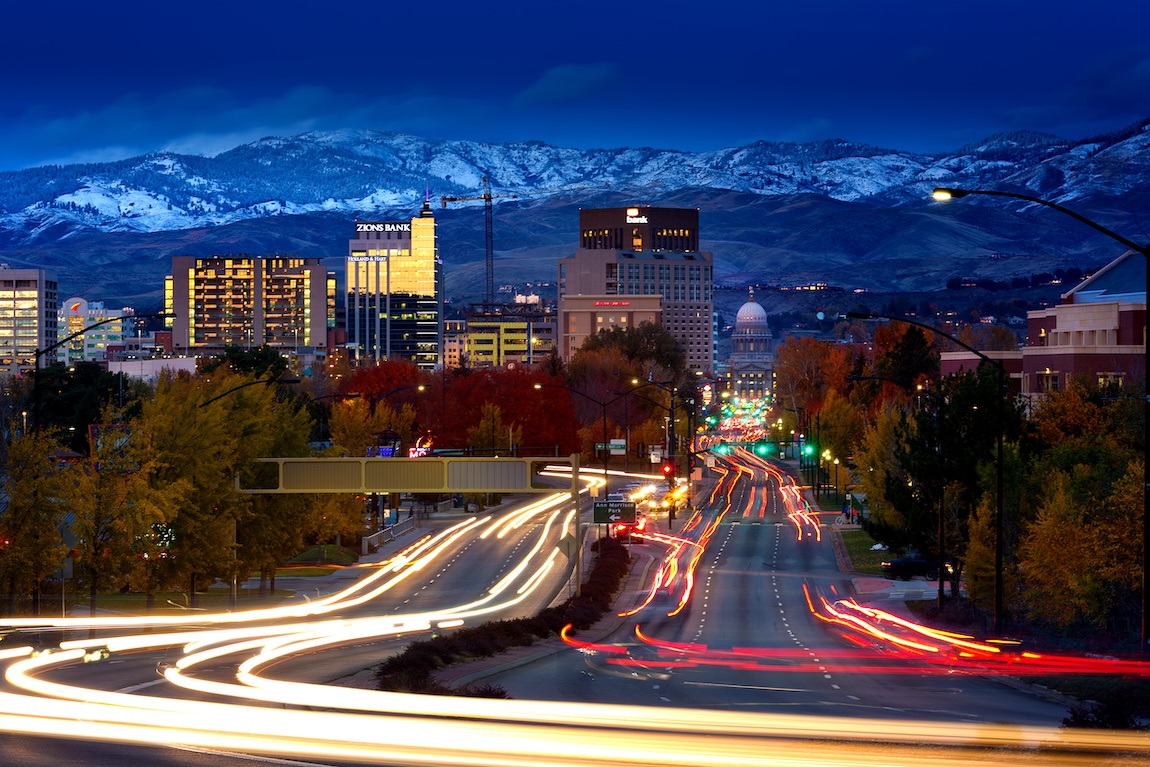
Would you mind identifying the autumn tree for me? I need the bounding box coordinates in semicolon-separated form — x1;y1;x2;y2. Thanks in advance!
135;370;310;607
1011;378;1144;640
574;321;686;381
773;336;851;414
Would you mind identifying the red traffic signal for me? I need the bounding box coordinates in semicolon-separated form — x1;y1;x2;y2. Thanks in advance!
661;461;674;477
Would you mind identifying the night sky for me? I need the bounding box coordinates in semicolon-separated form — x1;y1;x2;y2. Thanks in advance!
2;0;1147;171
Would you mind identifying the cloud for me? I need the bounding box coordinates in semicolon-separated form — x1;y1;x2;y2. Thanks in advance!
515;64;619;106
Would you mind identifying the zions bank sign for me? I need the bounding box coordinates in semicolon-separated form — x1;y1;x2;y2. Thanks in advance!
355;221;411;233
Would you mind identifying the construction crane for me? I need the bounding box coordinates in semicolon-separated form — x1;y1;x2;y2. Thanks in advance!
440;175;517;308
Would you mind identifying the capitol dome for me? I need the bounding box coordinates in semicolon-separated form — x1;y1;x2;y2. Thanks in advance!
735;288;768;327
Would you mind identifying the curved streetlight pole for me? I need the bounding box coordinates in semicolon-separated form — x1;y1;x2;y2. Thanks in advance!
32;312;172;431
534;381;632;596
196;370;301;609
619;378;678;479
533;382;621;490
198;374;302;408
841;310;1008;634
934;186;1149;658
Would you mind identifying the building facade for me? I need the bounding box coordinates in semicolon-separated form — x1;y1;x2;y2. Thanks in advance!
165;255;332;364
346;201;443;369
727;288;774;400
57;298;127;365
0;265;58;376
557;206;714;372
464;299;557;368
941;251;1145;404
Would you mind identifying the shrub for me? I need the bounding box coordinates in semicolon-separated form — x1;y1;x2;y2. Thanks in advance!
375;535;633;696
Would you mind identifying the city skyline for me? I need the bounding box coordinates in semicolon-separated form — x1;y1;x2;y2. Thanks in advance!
2;0;1147;172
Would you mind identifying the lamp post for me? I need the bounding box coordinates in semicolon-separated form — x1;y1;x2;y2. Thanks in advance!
934;186;1149;657
841;310;1008;633
31;312;172;431
534;382;627;492
198;373;302;408
619;378;678;478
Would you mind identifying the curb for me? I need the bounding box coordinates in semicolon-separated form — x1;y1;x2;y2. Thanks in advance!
431;545;662;689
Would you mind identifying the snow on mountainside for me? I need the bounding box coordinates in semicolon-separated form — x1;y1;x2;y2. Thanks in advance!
1;118;1148;306
1;118;1147;244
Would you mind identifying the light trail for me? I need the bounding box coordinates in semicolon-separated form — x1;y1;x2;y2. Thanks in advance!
0;481;1146;766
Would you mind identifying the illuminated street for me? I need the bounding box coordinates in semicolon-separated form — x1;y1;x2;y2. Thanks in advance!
0;462;1145;766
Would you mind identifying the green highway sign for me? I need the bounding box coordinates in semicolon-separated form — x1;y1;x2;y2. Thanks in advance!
593;500;637;524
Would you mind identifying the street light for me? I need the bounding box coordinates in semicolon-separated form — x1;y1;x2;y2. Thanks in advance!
31;312;172;431
934;186;1149;658
533;382;628;492
198;374;302;408
839;309;1008;634
619;377;678;479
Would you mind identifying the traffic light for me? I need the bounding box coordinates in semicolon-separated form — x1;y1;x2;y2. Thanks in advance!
661;461;674;485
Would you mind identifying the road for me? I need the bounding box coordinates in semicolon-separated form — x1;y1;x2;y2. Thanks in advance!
0;462;1145;766
484;452;1073;729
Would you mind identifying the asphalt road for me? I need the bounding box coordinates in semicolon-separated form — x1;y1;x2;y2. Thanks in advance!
480;459;1072;728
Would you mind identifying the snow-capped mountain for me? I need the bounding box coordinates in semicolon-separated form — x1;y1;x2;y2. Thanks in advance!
3;120;1147;240
0;117;1146;304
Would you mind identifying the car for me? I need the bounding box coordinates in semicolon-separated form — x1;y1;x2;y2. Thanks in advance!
613;513;649;542
880;558;939;581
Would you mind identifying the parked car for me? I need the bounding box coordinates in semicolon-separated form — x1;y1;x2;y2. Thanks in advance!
880;558;939;581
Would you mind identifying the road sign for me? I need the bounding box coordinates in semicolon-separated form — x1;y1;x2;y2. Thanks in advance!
593;500;637;524
609;438;626;456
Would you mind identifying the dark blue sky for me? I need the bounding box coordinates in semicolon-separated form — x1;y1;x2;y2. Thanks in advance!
2;0;1147;171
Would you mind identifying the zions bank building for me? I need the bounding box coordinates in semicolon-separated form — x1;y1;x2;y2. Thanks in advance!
346;200;443;369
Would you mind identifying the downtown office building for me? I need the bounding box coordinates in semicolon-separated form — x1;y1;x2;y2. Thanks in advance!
0;265;58;376
346;200;443;369
166;255;334;362
557;206;715;372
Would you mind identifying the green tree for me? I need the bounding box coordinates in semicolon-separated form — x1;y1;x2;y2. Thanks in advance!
0;428;69;615
865;366;1021;599
573;322;686;380
67;413;179;615
134;371;310;607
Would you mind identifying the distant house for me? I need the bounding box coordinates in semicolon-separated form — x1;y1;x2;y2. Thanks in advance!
941;251;1146;404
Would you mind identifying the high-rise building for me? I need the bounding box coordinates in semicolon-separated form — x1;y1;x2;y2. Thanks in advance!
0;265;58;376
346;200;443;369
557;206;714;372
57;298;128;365
165;255;332;363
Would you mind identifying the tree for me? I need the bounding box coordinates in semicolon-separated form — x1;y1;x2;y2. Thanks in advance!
873;325;938;389
134;370;310;607
863;366;1021;600
67;412;178;615
201;345;290;378
0;428;69;615
855;403;917;554
573;322;686;380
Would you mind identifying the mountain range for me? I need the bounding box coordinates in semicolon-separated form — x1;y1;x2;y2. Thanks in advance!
0;117;1147;308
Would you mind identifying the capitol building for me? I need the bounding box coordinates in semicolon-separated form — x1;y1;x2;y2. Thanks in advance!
726;289;774;400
